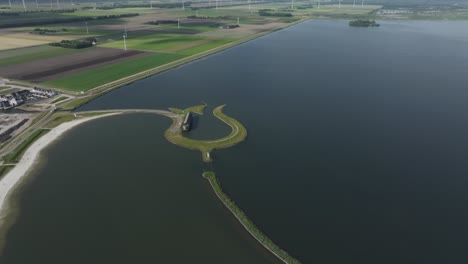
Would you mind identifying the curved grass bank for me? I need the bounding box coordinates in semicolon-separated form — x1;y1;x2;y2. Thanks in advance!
203;171;301;264
165;105;247;162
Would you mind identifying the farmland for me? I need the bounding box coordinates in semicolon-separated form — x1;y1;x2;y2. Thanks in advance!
0;46;83;67
44;52;185;91
0;47;148;82
0;1;382;98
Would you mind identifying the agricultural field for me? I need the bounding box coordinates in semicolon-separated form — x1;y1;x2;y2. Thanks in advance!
0;47;148;82
0;45;83;67
44;52;185;91
0;32;85;50
0;0;383;94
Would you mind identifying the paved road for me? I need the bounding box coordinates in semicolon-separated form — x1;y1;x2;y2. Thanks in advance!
77;108;183;133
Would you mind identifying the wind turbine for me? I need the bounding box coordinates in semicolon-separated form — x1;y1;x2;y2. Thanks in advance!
123;34;127;51
21;0;27;11
8;0;11;8
338;0;341;8
361;0;365;6
123;24;127;51
353;0;356;8
35;0;38;8
182;1;185;10
317;0;320;9
290;0;293;9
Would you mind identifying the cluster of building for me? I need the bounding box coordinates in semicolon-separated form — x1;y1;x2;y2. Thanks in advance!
0;87;57;109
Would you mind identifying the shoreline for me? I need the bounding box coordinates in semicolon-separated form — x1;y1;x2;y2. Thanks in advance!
0;113;119;224
55;19;308;110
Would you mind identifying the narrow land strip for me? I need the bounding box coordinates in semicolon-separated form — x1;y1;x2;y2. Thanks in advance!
203;171;301;264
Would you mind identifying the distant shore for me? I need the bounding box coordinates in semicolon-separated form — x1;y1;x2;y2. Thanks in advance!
0;113;118;225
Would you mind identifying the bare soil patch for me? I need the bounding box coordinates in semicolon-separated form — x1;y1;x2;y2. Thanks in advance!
0;47;149;82
0;113;36;142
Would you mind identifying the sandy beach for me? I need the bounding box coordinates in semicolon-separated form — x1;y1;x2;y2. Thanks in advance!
0;113;118;224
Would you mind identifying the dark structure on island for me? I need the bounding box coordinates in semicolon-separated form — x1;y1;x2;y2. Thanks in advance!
182;112;193;131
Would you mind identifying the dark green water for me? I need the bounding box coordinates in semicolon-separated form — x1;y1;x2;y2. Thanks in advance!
3;20;468;263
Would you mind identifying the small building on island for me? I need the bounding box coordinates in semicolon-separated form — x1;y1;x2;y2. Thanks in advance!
182;112;193;131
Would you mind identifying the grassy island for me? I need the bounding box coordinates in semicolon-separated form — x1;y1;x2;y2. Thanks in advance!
349;19;380;27
203;171;301;264
165;105;247;162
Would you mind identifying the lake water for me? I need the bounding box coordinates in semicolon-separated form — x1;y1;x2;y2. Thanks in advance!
2;20;468;264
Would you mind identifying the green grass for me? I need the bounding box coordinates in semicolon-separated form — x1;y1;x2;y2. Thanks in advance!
2;129;49;164
59;95;99;110
165;105;247;162
100;33;204;52
169;104;207;115
0;46;83;67
15;25;115;36
44;52;186;91
50;96;68;104
179;38;235;55
203;171;301;264
0;45;52;60
44;114;76;128
0;165;14;180
158;24;218;32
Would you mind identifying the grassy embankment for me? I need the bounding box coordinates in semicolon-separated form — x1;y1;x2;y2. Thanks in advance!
203;171;301;264
168;104;206;115
1;129;49;164
165;105;247;162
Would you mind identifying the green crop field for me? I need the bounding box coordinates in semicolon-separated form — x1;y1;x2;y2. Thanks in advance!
0;45;83;67
179;38;235;55
44;52;185;91
157;24;219;32
0;45;52;60
100;34;206;52
14;25;114;36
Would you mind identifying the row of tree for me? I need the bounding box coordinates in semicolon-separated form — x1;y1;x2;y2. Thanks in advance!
259;9;293;17
50;38;96;49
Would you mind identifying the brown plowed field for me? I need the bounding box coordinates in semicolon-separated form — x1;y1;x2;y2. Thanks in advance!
0;47;149;82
